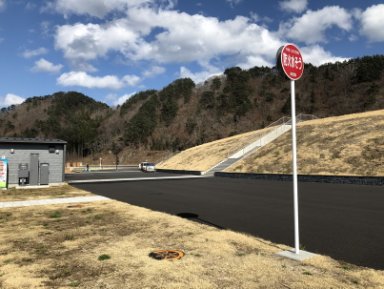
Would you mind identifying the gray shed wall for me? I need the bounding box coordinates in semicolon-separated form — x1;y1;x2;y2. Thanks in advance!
0;143;65;185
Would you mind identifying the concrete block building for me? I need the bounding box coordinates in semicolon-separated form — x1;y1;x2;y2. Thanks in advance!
0;137;66;187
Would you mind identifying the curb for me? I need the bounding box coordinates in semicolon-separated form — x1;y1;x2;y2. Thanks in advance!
0;195;110;208
215;172;384;186
155;169;203;175
67;175;204;184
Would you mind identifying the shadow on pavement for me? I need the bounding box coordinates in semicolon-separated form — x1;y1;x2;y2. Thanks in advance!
177;212;225;230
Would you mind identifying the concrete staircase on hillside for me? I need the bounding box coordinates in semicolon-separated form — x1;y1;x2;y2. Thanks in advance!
203;114;317;175
229;124;291;159
204;157;242;176
204;120;292;175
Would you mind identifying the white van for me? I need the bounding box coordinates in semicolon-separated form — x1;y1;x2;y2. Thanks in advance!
139;162;156;172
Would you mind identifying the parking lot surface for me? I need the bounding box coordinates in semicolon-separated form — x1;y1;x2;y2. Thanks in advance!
65;169;185;182
72;176;384;269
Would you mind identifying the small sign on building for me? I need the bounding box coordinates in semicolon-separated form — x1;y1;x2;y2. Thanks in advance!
0;158;8;189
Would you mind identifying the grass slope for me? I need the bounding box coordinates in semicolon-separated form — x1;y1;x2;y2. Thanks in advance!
158;109;384;176
156;127;272;171
229;109;384;176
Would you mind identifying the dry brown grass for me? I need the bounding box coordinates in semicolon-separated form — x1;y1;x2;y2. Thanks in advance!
156;127;272;171
0;196;383;289
158;109;384;176
0;184;93;202
228;109;384;176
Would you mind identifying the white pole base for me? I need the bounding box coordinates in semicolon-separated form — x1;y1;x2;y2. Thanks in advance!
277;249;317;261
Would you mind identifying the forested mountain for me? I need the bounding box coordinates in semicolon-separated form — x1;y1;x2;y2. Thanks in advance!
1;55;383;162
0;92;110;158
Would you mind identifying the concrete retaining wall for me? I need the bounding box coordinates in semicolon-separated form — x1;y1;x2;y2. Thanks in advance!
215;172;384;186
155;168;203;175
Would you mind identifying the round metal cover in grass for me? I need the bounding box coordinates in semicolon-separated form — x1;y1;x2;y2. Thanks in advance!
149;250;185;260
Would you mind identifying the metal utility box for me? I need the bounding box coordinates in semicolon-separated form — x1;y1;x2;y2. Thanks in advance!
29;153;39;186
40;163;49;185
18;163;29;186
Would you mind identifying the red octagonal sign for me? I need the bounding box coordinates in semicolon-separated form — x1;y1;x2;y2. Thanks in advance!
279;44;304;80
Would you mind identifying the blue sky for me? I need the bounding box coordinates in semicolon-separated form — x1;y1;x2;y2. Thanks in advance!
0;0;383;107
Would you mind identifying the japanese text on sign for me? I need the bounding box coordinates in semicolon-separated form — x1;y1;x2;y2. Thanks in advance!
282;53;303;71
279;44;304;80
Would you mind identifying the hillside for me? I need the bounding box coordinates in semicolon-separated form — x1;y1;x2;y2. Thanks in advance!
157;109;384;176
228;109;384;176
0;55;383;164
156;127;273;171
0;92;111;160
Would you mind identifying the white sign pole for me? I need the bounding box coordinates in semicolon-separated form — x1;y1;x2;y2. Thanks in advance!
290;79;300;254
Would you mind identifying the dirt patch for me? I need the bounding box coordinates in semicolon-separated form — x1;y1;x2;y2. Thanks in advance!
0;197;383;288
0;184;93;202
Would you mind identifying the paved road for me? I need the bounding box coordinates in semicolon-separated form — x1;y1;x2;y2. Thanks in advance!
72;177;384;269
65;169;183;181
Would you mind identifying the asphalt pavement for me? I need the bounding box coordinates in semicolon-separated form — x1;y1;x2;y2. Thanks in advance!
65;169;188;182
72;176;384;269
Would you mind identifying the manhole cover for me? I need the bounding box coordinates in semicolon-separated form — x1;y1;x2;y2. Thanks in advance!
149;250;185;260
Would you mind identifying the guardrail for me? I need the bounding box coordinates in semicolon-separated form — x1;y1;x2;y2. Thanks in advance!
235;114;318;157
68;165;137;173
231;116;291;159
285;113;318;124
297;113;318;122
205;114;319;174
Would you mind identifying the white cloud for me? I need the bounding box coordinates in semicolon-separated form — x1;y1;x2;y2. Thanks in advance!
279;0;308;13
40;21;52;36
359;4;384;42
54;7;282;71
57;71;141;89
159;0;178;10
55;20;138;62
351;8;362;19
129;10;282;63
301;45;349;66
49;0;176;18
143;65;165;77
1;93;25;107
122;74;141;86
71;62;98;73
58;71;124;89
249;12;259;22
226;0;242;8
21;47;48;58
237;55;273;69
108;92;137;106
50;0;137;18
280;6;352;44
25;2;37;10
180;66;220;85
0;0;5;11
32;58;63;73
180;62;222;84
53;3;352;78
